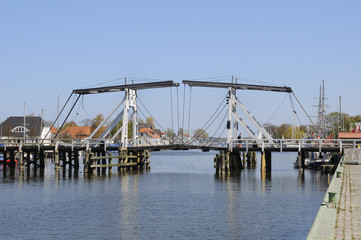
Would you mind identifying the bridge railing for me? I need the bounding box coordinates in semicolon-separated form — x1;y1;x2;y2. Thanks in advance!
0;137;360;152
229;138;361;152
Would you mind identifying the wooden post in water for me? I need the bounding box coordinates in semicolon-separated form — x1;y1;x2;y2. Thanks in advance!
74;150;79;169
265;151;271;171
252;152;257;168
145;150;151;169
229;151;243;170
84;150;90;174
10;150;16;168
91;152;96;174
19;149;24;169
39;150;45;168
221;151;226;175
137;152;141;170
101;151;106;175
296;151;305;171
108;153;112;173
242;152;246;167
246;152;251;168
301;151;306;170
26;151;30;168
1;151;6;171
261;151;266;172
247;151;257;169
225;152;230;173
96;152;101;175
55;150;60;169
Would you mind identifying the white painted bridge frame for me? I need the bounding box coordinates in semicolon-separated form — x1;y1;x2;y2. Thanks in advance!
1;138;359;153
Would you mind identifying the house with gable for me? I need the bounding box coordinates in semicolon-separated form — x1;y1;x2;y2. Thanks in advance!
138;127;161;145
0;116;56;142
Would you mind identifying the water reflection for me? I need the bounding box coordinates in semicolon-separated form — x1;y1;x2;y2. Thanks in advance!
261;170;272;192
214;170;242;182
118;171;140;239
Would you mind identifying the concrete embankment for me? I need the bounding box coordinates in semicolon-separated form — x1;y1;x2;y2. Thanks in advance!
307;152;361;239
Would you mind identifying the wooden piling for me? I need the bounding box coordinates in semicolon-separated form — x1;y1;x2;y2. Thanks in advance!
39;150;45;168
74;150;79;169
55;150;60;169
247;151;257;169
19;150;24;168
84;150;91;174
9;150;16;168
108;153;112;173
265;151;271;171
229;151;243;170
221;151;226;175
261;151;266;172
242;151;246;167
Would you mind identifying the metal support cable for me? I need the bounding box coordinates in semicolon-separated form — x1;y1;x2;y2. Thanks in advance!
265;94;287;123
177;87;180;134
42;92;74;142
202;110;228;147
54;94;82;139
182;84;186;142
187;86;192;136
289;93;303;126
187;105;227;145
186;93;227;143
292;91;315;126
136;108;155;146
137;96;166;133
170;87;174;138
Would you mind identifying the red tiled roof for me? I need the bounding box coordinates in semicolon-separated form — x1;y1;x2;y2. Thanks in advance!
138;127;160;138
50;127;58;133
63;126;106;138
339;132;361;139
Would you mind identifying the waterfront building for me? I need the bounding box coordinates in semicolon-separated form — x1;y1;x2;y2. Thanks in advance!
0;116;56;140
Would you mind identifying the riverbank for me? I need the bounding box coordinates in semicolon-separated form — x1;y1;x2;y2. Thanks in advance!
308;153;361;239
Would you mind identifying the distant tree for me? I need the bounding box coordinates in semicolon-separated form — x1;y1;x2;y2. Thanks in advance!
166;128;175;138
91;114;104;138
145;117;155;129
263;123;278;138
91;114;104;128
110;120;134;139
193;128;208;138
347;114;361;131
326;112;342;136
80;118;92;126
277;124;290;138
63;121;78;128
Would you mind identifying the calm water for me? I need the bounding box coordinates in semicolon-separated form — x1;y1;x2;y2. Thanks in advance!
0;151;328;240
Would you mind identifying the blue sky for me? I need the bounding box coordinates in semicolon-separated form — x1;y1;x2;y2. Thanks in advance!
1;1;360;136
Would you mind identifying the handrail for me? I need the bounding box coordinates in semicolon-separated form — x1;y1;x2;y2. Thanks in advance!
0;137;360;151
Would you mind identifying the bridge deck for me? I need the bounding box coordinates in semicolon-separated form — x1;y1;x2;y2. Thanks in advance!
0;144;342;153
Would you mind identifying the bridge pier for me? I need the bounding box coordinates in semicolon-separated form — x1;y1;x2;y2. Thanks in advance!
246;151;257;169
214;150;243;175
83;149;151;175
21;150;42;168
